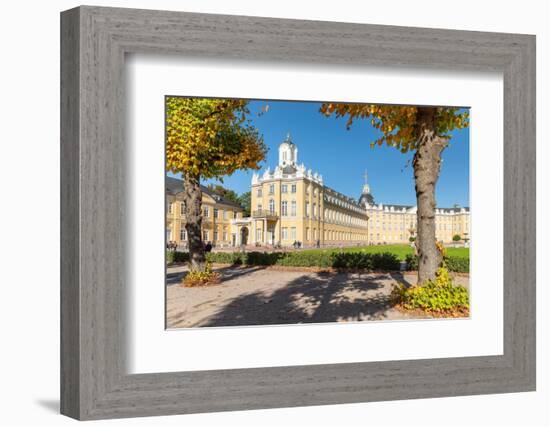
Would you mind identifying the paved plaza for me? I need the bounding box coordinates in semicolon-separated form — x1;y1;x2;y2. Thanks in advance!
166;265;469;328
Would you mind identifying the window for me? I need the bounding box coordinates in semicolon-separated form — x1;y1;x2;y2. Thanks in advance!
180;202;185;215
281;184;288;193
203;206;209;217
269;184;274;195
234;211;238;219
257;188;262;197
203;230;209;241
313;203;317;218
290;227;296;240
256;228;262;242
213;231;218;241
282;227;288;240
291;184;297;193
223;231;228;241
281;200;288;216
223;210;227;220
291;200;297;216
180;227;187;241
214;208;219;219
168;203;172;214
269;199;275;214
306;201;310;217
257;203;262;211
306;227;310;241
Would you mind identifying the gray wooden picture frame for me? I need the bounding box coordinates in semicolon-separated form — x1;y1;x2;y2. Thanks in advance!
60;5;536;421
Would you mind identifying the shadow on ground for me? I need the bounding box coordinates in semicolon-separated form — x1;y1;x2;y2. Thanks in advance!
166;265;268;286
199;271;410;327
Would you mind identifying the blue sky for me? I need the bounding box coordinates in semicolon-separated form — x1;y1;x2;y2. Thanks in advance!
178;99;470;208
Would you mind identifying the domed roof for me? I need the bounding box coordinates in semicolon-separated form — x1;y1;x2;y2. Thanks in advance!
280;132;295;146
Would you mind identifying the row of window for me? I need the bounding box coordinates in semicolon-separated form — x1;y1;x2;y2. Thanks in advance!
323;208;367;227
369;219;469;232
177;228;231;242
202;206;239;220
256;199;298;216
168;202;239;220
257;183;298;197
324;194;363;214
257;183;324;198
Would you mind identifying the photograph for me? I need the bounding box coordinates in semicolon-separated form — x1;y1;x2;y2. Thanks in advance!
165;97;471;328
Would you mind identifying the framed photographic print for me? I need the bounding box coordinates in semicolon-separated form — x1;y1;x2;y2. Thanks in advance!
61;5;536;420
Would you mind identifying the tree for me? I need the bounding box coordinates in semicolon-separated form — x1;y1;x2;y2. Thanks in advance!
238;191;251;217
206;184;240;205
166;98;267;271
321;104;468;283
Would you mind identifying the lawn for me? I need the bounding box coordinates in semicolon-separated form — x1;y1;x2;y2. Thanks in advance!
300;244;469;261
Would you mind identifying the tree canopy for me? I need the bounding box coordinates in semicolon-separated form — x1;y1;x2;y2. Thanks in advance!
237;191;251;217
166;97;267;179
206;184;240;204
320;104;469;152
320;103;469;284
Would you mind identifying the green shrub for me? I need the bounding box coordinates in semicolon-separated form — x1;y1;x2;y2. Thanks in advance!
206;252;244;265
173;250;401;270
405;254;418;271
452;234;461;242
276;251;333;267
182;262;220;287
330;252;400;270
405;254;469;273
444;256;469;273
392;267;469;314
166;251;189;264
371;253;401;270
331;252;373;269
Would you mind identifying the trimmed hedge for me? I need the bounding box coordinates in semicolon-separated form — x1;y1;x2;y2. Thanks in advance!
444;256;470;273
405;254;470;273
166;250;189;264
332;252;400;270
168;250;401;271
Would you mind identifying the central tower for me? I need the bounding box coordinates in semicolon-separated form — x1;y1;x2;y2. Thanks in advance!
358;169;374;206
278;133;298;167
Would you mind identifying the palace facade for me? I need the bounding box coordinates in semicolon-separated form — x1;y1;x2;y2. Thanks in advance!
166;135;470;248
166;177;244;248
244;135;369;247
358;172;470;244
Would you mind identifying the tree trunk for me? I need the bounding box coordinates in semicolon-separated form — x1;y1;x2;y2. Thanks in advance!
413;107;447;284
182;171;206;271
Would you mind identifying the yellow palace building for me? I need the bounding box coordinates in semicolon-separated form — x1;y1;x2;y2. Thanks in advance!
244;134;369;247
358;173;470;245
166;134;470;248
166;178;244;248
